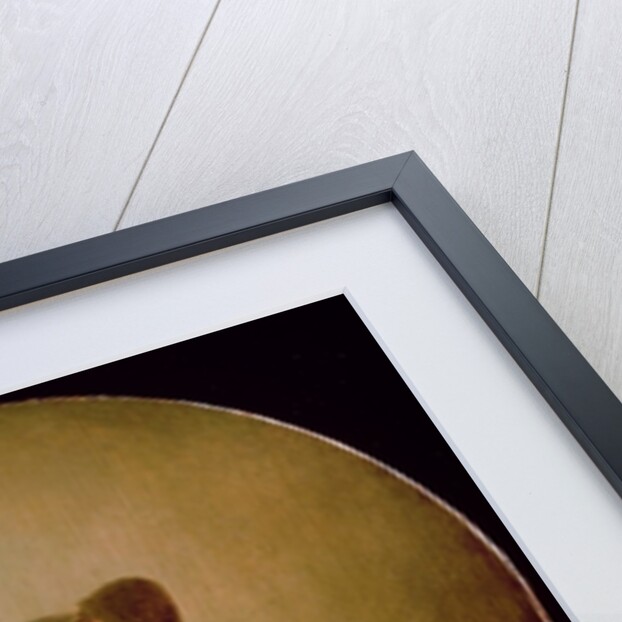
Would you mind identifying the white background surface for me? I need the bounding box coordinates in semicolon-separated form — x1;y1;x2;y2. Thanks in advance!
1;206;620;622
2;0;621;401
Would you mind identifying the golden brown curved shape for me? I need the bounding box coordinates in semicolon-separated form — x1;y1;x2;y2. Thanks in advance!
6;398;550;621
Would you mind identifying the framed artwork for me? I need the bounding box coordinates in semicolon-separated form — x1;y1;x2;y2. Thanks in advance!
0;152;620;621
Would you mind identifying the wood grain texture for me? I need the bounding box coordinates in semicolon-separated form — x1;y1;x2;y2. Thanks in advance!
539;1;622;400
119;0;576;291
0;0;218;262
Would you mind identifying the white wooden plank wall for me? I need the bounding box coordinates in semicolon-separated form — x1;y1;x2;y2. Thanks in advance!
539;0;622;400
2;0;621;401
118;0;575;292
0;0;219;261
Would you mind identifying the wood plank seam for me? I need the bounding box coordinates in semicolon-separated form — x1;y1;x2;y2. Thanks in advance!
112;0;226;232
535;0;581;299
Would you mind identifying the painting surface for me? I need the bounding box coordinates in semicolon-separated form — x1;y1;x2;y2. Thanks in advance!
0;296;568;621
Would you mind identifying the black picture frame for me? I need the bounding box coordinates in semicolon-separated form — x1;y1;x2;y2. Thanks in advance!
1;150;621;500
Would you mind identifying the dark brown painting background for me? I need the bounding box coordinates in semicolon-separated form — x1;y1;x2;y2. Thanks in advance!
1;295;568;620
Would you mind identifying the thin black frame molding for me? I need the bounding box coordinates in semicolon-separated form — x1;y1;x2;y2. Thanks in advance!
1;150;621;500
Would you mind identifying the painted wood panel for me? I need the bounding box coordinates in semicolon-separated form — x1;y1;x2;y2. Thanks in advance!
0;0;218;262
539;0;622;400
119;0;576;291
